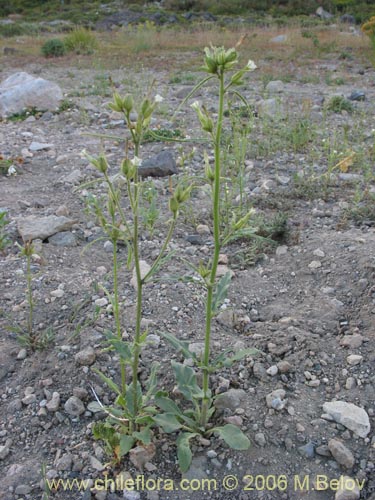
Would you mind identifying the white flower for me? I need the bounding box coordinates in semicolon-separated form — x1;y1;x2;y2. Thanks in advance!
154;94;164;103
131;156;142;167
7;165;17;176
190;101;201;111
246;59;257;71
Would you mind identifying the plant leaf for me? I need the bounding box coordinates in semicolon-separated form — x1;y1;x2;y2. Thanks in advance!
92;369;122;396
222;347;260;366
214;424;250;450
153;413;182;433
160;332;196;361
177;432;198;473
133;427;151;445
145;362;159;400
119;435;136;456
155;394;183;416
212;272;232;314
172;361;204;402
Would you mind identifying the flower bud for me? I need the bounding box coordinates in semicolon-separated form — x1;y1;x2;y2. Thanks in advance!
123;94;134;113
169;197;179;215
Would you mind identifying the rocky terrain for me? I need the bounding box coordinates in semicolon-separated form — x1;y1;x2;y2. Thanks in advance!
0;22;374;500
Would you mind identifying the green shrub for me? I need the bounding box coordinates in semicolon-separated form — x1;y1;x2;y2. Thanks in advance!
64;27;98;55
327;95;353;113
0;23;25;37
41;38;66;57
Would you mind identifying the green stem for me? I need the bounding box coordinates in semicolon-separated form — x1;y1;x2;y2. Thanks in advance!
200;70;225;427
131;142;142;432
112;236;126;395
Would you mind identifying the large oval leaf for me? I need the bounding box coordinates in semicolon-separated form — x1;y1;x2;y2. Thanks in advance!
215;424;250;450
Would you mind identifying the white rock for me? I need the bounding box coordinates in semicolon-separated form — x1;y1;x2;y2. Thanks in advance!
266;365;278;376
0;445;10;460
29;142;54;152
265;80;284;93
313;248;325;257
308;260;321;269
346;354;363;366
334;476;361;500
131;260;151;289
50;289;64;298
0;72;63;118
46;392;60;412
95;297;108;307
322;401;371;438
17;215;76;241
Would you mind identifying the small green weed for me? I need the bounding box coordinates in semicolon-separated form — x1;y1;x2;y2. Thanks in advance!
143;128;184;142
41;38;66;57
64;27;98;55
0;211;10;253
327;95;353;113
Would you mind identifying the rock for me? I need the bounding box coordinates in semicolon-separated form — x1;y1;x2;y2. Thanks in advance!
266;389;287;410
257;98;285;119
265;80;284;93
56;453;73;471
188;342;205;358
214;389;246;411
340;335;363;349
29;141;54;152
17;215;76;241
0;72;63;118
298;441;315;459
131;260;151;289
48;231;77;247
14;485;32;495
316;7;333;19
328;439;355;468
138;151;177;178
129;444;156;470
270;34;287;43
64;396;85;416
89;455;105;471
347;353;363;366
254;433;266;447
309;260;321;269
267;365;278;376
322;401;371;438
22;393;37;405
224;415;243;427
185;234;203;245
316;444;331;457
123;491;141;500
61;169;85;184
17;348;27;360
253;362;268;381
103;240;114;253
334;476;360;500
46;392;60;412
75;346;96;366
51;288;64;298
277;361;292;373
345;378;356;390
341;14;356;24
182;455;208;481
276;245;288;256
0;445;10;460
196;224;210;235
95;297;108;307
348;90;365;101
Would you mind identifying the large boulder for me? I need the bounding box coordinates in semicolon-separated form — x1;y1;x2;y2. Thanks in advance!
0;72;63;118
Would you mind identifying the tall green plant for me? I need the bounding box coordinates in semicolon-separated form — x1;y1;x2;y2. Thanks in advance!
85;90;191;461
155;45;258;471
